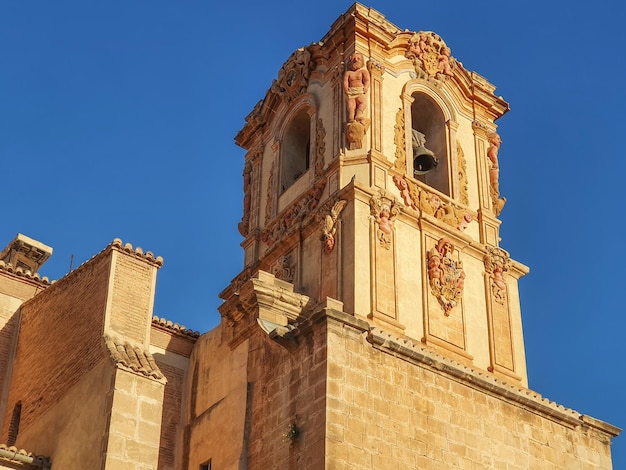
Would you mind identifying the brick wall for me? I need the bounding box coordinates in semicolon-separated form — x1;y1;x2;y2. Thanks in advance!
0;273;48;423
156;362;183;470
0;251;111;442
107;250;156;345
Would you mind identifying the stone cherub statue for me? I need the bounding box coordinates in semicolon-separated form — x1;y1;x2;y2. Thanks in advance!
343;52;371;150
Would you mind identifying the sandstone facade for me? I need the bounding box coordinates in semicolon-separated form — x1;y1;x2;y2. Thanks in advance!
0;3;620;469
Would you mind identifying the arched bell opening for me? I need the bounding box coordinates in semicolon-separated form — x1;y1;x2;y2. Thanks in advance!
410;92;449;196
280;108;311;193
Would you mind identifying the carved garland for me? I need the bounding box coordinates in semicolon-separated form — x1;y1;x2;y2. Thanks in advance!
392;175;474;231
456;141;469;206
260;179;326;247
315;118;326;178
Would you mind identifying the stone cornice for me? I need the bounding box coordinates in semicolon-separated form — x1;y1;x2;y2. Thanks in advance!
367;328;621;438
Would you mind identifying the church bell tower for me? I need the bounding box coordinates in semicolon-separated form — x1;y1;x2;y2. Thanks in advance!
190;4;619;469
231;3;526;385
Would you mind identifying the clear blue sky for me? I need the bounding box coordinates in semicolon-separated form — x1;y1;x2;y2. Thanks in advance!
2;0;625;465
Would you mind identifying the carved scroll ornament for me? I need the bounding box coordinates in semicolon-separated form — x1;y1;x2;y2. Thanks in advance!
427;238;465;315
271;47;314;102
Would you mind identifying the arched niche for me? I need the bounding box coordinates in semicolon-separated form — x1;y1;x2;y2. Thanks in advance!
273;95;317;194
402;82;457;198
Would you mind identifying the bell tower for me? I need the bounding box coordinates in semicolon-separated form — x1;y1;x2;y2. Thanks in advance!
231;3;527;385
190;4;619;469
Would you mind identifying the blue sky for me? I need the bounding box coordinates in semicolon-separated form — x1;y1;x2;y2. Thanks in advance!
2;0;625;465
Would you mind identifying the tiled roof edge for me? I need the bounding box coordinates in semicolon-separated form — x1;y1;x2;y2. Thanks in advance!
103;334;166;382
152;316;201;339
0;444;50;468
0;261;52;286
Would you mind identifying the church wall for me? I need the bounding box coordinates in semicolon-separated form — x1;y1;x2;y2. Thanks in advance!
0;273;47;421
325;317;614;469
149;323;196;470
184;327;249;470
13;359;113;470
245;327;327;470
1;249;111;442
102;368;165;470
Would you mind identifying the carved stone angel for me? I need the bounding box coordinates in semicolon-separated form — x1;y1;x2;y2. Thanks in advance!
321;200;348;254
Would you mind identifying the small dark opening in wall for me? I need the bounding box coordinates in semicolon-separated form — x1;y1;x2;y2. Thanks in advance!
199;460;211;470
7;401;22;446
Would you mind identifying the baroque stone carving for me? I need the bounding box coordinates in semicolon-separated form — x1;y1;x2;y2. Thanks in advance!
393;108;407;170
265;160;275;224
344;52;370;122
484;246;511;305
370;192;399;250
392;175;474;231
271;47;314;102
487;132;506;216
456;141;469;206
238;161;253;236
427;238;465;316
321;200;348;254
406;32;455;81
314;118;326;177
271;253;296;283
261;180;326;247
344;52;371;150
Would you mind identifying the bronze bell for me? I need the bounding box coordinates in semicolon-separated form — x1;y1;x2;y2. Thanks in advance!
413;147;438;176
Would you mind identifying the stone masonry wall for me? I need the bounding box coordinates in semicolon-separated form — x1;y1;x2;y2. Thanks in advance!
1;250;111;442
325;316;615;469
246;321;327;469
102;369;165;470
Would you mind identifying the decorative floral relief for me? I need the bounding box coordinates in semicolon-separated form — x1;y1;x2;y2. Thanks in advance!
393;108;407;171
315;118;326;177
392;175;474;231
321;200;347;254
265;160;275;224
261;180;326;247
456;141;469;206
369;192;399;250
427;238;465;316
406;31;455;81
483;246;511;305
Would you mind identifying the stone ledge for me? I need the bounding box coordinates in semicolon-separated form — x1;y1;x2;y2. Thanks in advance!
367;328;621;438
